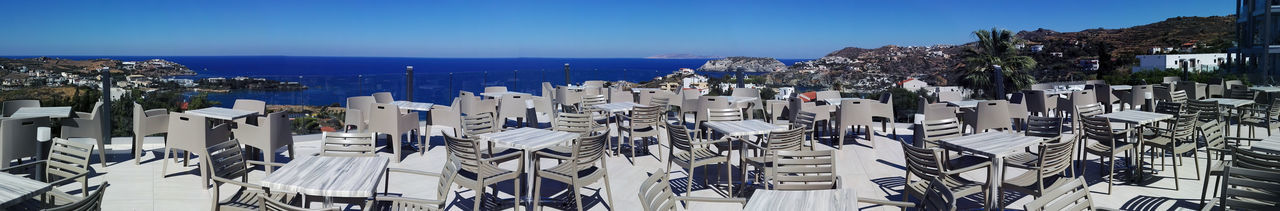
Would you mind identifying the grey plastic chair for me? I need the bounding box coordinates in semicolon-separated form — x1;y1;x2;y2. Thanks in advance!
344;96;376;131
1023;178;1108;211
637;172;746;211
497;94;531;128
203;139;292;211
870;93;897;137
39;181;108;211
637;89;664;106
1200;165;1280;211
970;100;1012;133
815;90;841;103
2;99;40;117
664;122;730;196
1121;85;1152;111
484;86;508;94
0;116;47;168
428;103;462;141
132;103;168;165
998;136;1077;209
742;127;805;186
693;96;732;134
1079;115;1134;194
769;150;840;190
556;86;584;109
764;100;788;124
1142;109;1199;191
369;103;419;163
318;131;377;157
1240;98;1280;138
899;140;988;207
462;112;499;138
372;92;394;103
529;96;555;127
1009;93;1030;130
60;101;108;168
731;88;763;119
0;138;94;199
836;99;875;149
443;133;524;211
621;105;663;157
458;91;480;116
531;133;614;211
372;165;454;211
609;88;634;103
677;89;703;124
542;82;556;100
1176;82;1208;100
916;118;962;149
232;99;266;115
1023;90;1055;117
231;111;294;172
165;112;230;188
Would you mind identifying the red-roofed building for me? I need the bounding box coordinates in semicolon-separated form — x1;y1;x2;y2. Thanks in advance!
897;78;928;91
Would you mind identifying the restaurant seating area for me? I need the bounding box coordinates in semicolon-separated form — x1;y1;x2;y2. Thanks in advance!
2;78;1280;210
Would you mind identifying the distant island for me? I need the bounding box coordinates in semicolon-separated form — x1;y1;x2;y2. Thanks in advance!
645;53;723;59
697;57;786;72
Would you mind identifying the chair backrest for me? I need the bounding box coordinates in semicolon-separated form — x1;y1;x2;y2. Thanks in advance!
42;182;109;211
2;99;40;117
1022;90;1050;116
443;133;485;174
44;138;93;186
1199;119;1228;152
919;118;962;148
1214;165;1280;210
638;172;687;211
1069;90;1096;109
1075;103;1104;118
665;122;696;153
839;99;874;126
579;95;607;113
232;99;266;115
553;112;596;136
570;133;609;170
583;80;607;88
900;140;944;182
1129;85;1152;106
629;106;664;128
1153;102;1183;115
1008;92;1028;118
815;91;841;101
429;105;462;136
1224;80;1244;90
921;104;958;121
1186;100;1220;123
556;86;584;106
1226;88;1256;101
498;94;529;120
1080;116;1117;146
975;100;1012;132
1090;84;1112;103
1176;82;1203;99
1023;178;1095;211
610;89;634;103
168;112;228;152
470;99;498;116
1024;116;1062;139
1229;144;1280;171
318;131;377;157
345;96;375;123
770;150;838;190
1169;90;1188;103
484;86;508;93
2;116;48;165
204;139;249;181
1035;137;1076;178
1267;98;1280;118
705;108;742;122
1169;110;1199;141
542;82;556;99
462;112;498;137
791;111;818;132
1162;76;1181;84
372;92;394;103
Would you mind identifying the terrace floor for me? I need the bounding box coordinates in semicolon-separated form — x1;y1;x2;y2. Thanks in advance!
71;120;1221;210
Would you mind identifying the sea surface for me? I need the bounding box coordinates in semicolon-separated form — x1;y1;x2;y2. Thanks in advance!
30;56;809;106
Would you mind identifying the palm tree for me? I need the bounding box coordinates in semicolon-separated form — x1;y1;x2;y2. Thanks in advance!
960;28;1037;99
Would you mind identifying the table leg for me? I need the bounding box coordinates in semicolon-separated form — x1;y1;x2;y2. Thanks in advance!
988;157;1002;210
323;196;333;208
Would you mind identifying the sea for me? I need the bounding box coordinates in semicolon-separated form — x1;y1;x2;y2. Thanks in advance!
28;56;809;106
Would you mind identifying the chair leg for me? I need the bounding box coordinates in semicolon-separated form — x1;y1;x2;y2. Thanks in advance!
161;147;171;175
533;173;543;211
475;181;485;211
1108;156;1115;195
1172;151;1180;191
134;136;143;165
1200;170;1213;205
514;177;522;211
1193;152;1201;180
574;182;585;211
603;172;615;211
97;140;108;168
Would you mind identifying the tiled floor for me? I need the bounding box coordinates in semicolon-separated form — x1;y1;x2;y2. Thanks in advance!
68;120;1225;210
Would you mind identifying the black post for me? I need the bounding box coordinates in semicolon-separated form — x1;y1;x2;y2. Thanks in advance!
98;67;112;145
513;70;518;89
563;63;571;85
448;73;454;95
992;65;1006;100
405;66;413;101
736;66;745;88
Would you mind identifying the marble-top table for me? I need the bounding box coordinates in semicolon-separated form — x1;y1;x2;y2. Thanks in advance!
389;101;434;111
744;189;857;211
261;156;388;206
9;107;73;119
630;88;663;93
937;132;1043;210
1249;86;1280;93
704;120;787;137
1254;140;1280;154
723;96;758;104
474;128;579;151
944;100;985;108
592;102;643;113
185;107;258;120
821;98;862;106
0;173;52;208
1111;85;1132;90
1097;110;1174;125
1202;98;1255;108
480;91;530;99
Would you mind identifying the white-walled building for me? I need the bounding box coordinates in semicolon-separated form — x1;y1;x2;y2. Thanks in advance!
897;78;928;91
1132;53;1234;72
774;87;795;100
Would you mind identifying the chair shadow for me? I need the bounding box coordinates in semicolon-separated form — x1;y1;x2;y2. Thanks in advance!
876;159;908;171
1117;195;1199;211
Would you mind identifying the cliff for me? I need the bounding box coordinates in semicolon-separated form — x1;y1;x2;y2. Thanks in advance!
697;57;787;72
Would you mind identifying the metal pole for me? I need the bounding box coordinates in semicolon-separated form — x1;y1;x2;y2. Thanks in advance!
563;63;571;85
449;73;454;95
98;67;112;145
405;66;413;101
513;70;518;90
992;65;1006;100
736;66;745;88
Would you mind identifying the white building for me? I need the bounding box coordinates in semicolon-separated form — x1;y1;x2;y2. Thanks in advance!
774;87;795;100
1132;53;1234;73
1030;45;1045;52
897;78;928;91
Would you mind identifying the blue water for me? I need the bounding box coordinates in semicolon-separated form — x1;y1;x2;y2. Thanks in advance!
22;56;809;106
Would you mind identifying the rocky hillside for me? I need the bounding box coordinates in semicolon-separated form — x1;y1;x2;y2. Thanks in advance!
697;57;787;72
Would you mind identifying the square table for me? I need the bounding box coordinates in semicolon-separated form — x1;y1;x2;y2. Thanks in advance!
474;128;580;150
1249;86;1280;93
1097;110;1173;181
480;91;529;99
389;101;434;111
0;173;52;208
937;132;1043;209
944;100;985;108
744;189;857;211
185;107;258;120
261;156;389;207
592;102;643;113
630;88;662;93
1254;136;1280;154
704;120;786;197
821;98;862;106
9;107;73;119
1111;85;1133;91
1202;98;1255;108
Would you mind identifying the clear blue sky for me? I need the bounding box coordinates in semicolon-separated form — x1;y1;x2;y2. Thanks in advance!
0;0;1232;59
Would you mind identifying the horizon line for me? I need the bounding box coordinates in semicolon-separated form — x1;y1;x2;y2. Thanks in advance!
0;55;816;60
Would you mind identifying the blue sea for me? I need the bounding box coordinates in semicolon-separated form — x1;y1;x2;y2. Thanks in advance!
26;56;809;106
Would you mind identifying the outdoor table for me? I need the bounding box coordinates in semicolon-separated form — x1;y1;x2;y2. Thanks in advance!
1253;140;1280;154
480;91;529;99
944;100;984;108
473;127;579;204
704;119;786;197
743;189;857;211
723;96;758;105
936;131;1042;210
592;101;644;153
1097;110;1173;182
1044;89;1072;96
261;156;389;208
389;101;434;111
1204;98;1255;137
185;107;258;120
0;173;52;208
630;88;662;93
8;107;72;119
821;98;862;106
1248;86;1280;93
1111;85;1132;91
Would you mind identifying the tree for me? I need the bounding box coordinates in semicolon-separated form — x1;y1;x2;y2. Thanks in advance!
960;28;1038;98
1095;41;1115;75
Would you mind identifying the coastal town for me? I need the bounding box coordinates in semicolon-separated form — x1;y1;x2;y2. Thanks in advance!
0;57;306;93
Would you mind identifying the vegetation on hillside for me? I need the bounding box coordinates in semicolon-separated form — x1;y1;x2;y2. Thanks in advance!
959;28;1038;98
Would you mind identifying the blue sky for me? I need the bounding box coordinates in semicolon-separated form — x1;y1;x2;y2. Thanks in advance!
0;0;1232;59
